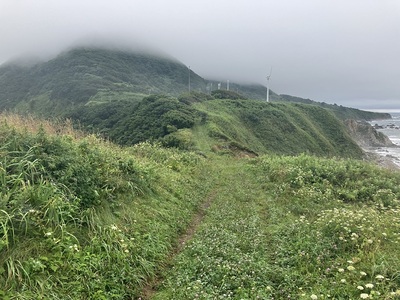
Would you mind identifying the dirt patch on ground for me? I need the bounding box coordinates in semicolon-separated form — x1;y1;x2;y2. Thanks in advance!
175;190;216;253
211;144;258;158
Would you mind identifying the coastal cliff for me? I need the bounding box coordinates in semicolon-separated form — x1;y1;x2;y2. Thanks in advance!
345;119;394;148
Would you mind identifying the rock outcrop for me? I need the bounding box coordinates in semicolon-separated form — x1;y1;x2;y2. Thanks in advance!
345;119;395;148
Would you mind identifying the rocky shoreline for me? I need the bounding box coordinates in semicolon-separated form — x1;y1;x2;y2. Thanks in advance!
372;123;400;130
345;119;400;170
363;149;400;170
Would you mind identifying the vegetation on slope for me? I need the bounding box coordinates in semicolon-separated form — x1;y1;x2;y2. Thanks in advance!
1;113;400;299
153;155;400;299
193;99;363;158
0;114;214;299
68;94;366;158
70;94;206;148
0;48;206;115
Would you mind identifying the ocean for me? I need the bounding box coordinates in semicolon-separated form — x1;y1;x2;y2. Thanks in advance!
368;112;400;166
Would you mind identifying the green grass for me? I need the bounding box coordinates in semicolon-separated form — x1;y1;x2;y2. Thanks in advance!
193;100;363;158
151;158;276;299
0;115;215;299
152;155;400;299
1;113;400;299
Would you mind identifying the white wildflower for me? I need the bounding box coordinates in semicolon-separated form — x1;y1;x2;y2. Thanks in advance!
347;265;356;271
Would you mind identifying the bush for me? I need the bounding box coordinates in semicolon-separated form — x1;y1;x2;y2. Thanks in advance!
71;95;206;146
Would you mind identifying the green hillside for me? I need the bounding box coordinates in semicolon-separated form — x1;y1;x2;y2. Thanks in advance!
0;45;378;158
1;114;400;299
0;48;206;114
1;47;389;123
0;48;272;116
1;46;400;298
69;95;363;158
192;99;363;158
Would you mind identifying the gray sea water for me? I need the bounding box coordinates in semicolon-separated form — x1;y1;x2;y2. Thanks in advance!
369;112;400;166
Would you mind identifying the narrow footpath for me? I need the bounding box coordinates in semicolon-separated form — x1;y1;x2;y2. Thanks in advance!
140;157;276;299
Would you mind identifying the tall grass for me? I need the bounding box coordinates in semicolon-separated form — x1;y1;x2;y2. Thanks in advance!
0;114;215;299
0;112;82;138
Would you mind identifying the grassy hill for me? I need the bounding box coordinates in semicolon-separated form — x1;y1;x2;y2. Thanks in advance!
0;45;381;158
68;95;364;158
1;113;400;299
0;47;275;116
192;99;363;158
1;47;389;123
0;48;206;114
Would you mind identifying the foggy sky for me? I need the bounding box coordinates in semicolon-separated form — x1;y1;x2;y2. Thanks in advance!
1;0;399;110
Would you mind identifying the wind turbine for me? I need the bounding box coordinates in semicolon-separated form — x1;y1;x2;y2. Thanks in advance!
266;67;272;102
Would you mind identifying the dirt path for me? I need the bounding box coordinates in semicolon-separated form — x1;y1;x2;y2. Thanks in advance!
174;189;217;254
140;188;218;299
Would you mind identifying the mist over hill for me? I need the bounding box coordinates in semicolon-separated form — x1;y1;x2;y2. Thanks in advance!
0;46;391;122
0;47;276;114
0;48;203;111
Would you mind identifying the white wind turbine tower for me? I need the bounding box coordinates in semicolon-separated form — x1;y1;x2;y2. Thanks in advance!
266;67;272;102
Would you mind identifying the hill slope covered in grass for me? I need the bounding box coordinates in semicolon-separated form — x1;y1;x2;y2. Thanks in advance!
0;46;390;123
0;114;214;299
192;99;364;158
70;95;364;158
0;47;275;116
0;47;206;114
1;113;400;299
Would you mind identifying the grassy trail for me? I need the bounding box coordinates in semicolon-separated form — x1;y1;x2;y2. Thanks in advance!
141;188;219;299
146;157;277;299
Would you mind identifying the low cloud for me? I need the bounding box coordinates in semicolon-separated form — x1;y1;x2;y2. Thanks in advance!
1;0;399;110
